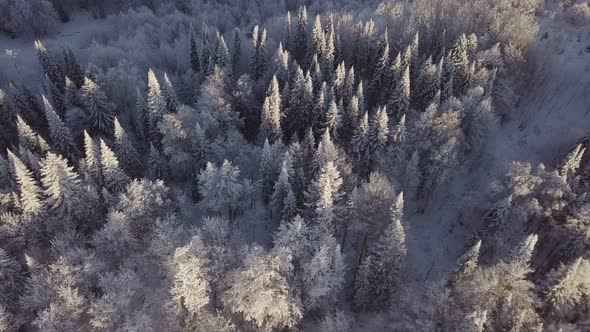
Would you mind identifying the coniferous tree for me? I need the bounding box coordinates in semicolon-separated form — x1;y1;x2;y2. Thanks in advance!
304;161;343;232
147;142;167;180
369;39;390;106
448;240;482;287
80;77;115;137
308;15;325;66
249;25;268;81
100;139;130;194
387;65;410;123
40;152;82;219
16;115;49;156
270;154;296;223
258;76;282;144
82;130;102;187
113;118;141;178
147;69;166;145
43;95;79;161
134;87;149;141
294;6;308;64
64;48;85;88
7;150;44;216
231;27;241;75
201;23;212;75
34;40;64;93
351;112;369;174
189;24;201;74
162;73;180;114
451;34;472;96
213;32;230;71
354;193;406;310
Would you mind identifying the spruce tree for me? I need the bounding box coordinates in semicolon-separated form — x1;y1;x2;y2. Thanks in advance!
162;73;179;113
367;107;389;171
322;15;336;80
42;95;79;161
34;40;64;93
147;142;167;180
16;115;49;156
201;23;212;75
83;130;102;187
213;32;230;70
294;6;308;64
189;24;201;73
147;69;166;145
304;161;343;232
387;66;410;123
249;25;268;81
64;48;85;88
231;27;241;75
308;15;325;66
270;154;295;223
134;87;149;141
80;77;115;137
448;240;481;287
113;118;141;178
354;194;406;309
100;139;130;194
259;76;283;144
40;152;82;218
7;150;44;216
369;40;390;106
351;112;369;174
450;34;472;96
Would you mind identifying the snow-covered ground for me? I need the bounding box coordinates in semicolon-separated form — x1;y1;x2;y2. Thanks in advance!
405;4;590;282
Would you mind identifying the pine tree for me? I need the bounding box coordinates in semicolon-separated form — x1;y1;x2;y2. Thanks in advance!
147;69;165;145
294;6;309;63
34;40;64;93
189;24;201;73
259;76;283;143
7;150;44;215
231;27;241;75
387;65;410;122
80;77;115;137
304;161;343;232
369;39;390;106
448;240;481;287
354;193;406;310
64;48;85;88
351;112;369;174
147;142;167;180
42;95;78;161
16;115;49;156
82;130;102;186
308;14;325;66
40;152;82;218
113;118;141;178
213;32;230;70
162;73;180;113
134;87;149;141
100;139;130;194
249;25;268;81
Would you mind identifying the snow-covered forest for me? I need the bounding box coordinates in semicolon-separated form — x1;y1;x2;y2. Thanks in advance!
1;0;590;330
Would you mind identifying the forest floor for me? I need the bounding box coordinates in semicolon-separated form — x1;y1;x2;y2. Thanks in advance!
405;4;590;283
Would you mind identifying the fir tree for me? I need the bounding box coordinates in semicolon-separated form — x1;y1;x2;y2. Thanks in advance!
42;95;79;161
162;73;180;113
64;48;85;88
83;130;102;186
7;150;44;216
270;154;295;223
189;24;201;73
100;139;130;194
34;40;64;93
308;14;325;66
387;65;410;123
80;77;115;137
304;161;343;232
368;40;390;106
351;112;369;174
354;193;406;310
147;69;166;145
448;240;482;287
258;76;283;143
249;25;268;81
40;152;82;218
231;27;241;75
200;23;212;75
451;34;472;96
134;87;149;141
147;142;167;180
16;115;49;156
294;6;308;64
213;32;230;70
113;118;141;178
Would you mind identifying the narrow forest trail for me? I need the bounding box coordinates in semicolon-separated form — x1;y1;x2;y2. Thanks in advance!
405;5;590;283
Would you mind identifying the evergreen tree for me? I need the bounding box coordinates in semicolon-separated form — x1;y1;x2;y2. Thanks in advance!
40;152;82;218
201;23;212;75
189;24;201;73
270;154;296;223
80;77;115;137
249;25;268;81
42;95;78;161
16;115;49;156
367;107;389;171
304;161;343;232
448;240;481;287
64;48;85;88
451;34;472;96
100;139;130;194
387;65;410;122
368;40;390;106
231;27;241;75
113;118;141;178
441;51;455;101
261;139;281;203
134;87;149;141
147;69;166;145
162;73;179;113
7;150;44;215
213;32;230;70
147;142;167;180
285;66;313;140
308;14;325;66
34;40;64;93
258;76;282;143
64;77;82;109
354;193;406;310
83;130;102;187
351;112;369;174
294;6;308;64
322;15;336;80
